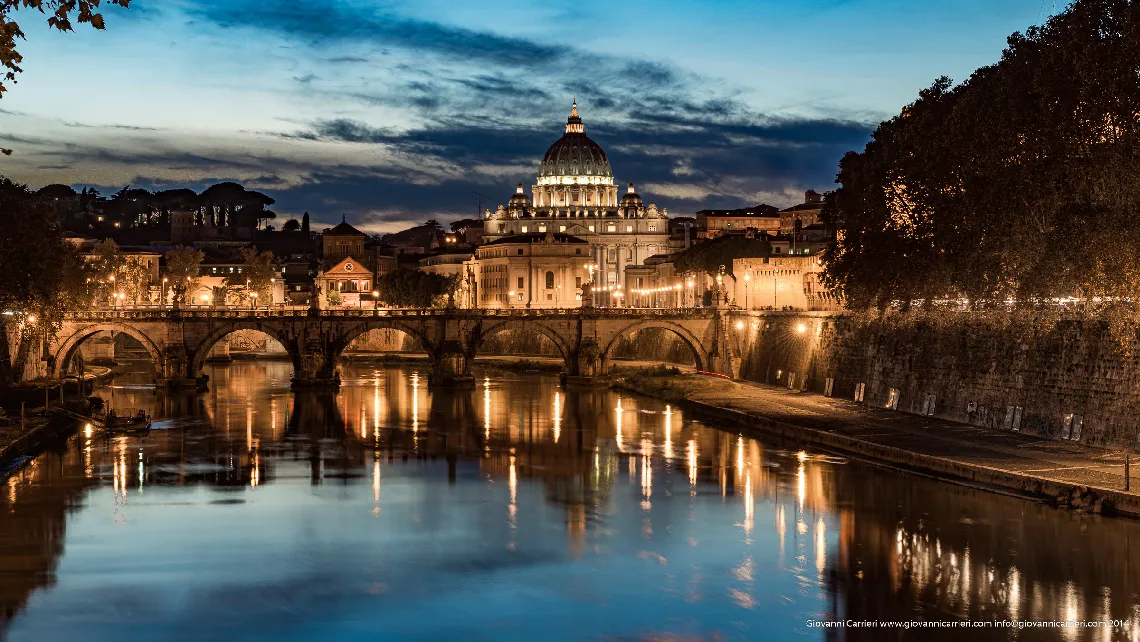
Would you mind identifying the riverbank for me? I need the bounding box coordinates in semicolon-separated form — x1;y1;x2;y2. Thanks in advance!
614;372;1140;518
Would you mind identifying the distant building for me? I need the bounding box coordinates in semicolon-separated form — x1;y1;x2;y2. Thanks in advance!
732;254;839;311
482;102;671;291
778;190;825;235
474;232;592;309
695;204;780;239
419;246;477;308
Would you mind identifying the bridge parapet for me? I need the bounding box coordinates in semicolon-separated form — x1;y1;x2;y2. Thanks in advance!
52;307;733;389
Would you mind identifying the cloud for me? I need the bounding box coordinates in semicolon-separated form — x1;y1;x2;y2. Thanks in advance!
0;0;877;227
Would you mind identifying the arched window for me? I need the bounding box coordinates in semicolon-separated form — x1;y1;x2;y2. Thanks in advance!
545;271;555;289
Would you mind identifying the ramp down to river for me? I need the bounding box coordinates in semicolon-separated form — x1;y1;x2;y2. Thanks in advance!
629;374;1140;517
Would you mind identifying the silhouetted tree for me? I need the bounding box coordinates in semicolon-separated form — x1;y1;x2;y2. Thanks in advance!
301;212;310;235
282;218;301;232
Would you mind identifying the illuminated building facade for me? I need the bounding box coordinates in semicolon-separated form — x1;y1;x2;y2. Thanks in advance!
483;102;671;293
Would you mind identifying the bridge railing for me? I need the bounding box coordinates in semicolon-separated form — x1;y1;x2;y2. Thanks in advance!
62;306;721;321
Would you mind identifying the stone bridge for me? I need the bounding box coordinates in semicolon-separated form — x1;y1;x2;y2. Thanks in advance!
51;308;737;388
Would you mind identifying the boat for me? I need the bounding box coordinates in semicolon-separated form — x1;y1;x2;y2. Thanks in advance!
100;408;152;433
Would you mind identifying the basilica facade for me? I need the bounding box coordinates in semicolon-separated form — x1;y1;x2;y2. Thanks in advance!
482;102;671;291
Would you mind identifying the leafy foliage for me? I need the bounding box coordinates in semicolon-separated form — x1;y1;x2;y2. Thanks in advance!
824;0;1140;310
224;247;276;305
164;246;204;304
376;268;458;308
0;1;131;100
0;176;84;384
673;235;771;277
86;238;148;304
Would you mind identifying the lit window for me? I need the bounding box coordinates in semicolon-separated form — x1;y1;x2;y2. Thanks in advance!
648;225;656;232
606;224;616;233
559;225;566;232
538;224;547;232
626;225;633;232
588;225;595;232
517;293;524;301
521;225;528;233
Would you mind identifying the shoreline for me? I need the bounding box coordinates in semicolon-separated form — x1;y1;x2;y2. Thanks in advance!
612;372;1140;519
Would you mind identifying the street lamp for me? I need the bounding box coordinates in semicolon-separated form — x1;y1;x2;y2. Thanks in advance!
744;271;751;310
201;294;212;307
508;290;516;309
371;290;379;311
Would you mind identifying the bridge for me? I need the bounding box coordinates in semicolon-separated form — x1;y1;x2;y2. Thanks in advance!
51;308;739;388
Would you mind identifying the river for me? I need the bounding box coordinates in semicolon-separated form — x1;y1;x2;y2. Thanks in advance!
1;360;1139;641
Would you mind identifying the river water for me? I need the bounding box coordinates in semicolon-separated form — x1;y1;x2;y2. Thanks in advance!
2;361;1139;641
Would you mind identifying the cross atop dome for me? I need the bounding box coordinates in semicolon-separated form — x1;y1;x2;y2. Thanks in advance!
565;99;584;134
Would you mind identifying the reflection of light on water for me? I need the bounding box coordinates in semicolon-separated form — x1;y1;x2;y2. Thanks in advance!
687;439;697;488
814;516;826;575
483;377;491;443
736;436;744;472
373;384;380;441
137;450;144;490
250;451;260;488
797;462;805;513
615;398;624;452
1061;581;1081;641
776;504;786;560
640;442;653;510
742;475;753;535
359;402;367;439
664;405;673;460
371;456;381;515
508;454;517;533
411;371;420;435
553;392;561;444
1009;566;1021;624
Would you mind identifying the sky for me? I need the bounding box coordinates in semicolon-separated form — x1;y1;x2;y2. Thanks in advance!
0;0;1059;233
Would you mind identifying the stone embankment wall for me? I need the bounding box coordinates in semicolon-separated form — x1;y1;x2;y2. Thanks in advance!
736;311;1140;448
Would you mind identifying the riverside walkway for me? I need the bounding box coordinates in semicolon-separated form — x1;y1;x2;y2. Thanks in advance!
648;374;1140;516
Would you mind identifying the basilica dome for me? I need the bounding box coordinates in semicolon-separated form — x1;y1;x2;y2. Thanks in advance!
538;102;613;182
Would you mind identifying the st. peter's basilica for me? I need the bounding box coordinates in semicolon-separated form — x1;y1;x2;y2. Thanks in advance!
482;102;671;291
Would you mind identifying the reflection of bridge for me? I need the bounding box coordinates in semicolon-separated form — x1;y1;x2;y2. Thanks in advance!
52;308;737;388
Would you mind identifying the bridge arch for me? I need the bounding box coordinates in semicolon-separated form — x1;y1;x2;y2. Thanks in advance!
330;319;437;368
54;323;163;378
471;320;572;369
190;322;295;375
601;319;709;371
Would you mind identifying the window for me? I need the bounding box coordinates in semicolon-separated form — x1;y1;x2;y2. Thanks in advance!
648;225;656;232
517;249;524;256
608;249;617;261
538;224;547;233
626;225;633;232
559;225;566;232
575;248;581;255
588;225;595;232
575;276;582;288
517;276;524;289
774;247;782;254
517;292;524;301
521;225;528;233
546;293;553;301
606;223;616;233
545;271;555;289
499;225;506;233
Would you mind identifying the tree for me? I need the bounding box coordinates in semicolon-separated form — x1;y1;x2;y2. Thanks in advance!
86;238;147;304
0;1;131;153
223;247;276;306
301;212;310;235
824;0;1140;311
375;268;457;308
282;218;301;233
0;176;84;385
673;234;772;278
164;246;204;304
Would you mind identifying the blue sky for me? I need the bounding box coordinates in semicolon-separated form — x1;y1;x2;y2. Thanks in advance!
0;0;1056;232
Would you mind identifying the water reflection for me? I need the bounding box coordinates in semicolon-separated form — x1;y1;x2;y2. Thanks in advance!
1;362;1140;640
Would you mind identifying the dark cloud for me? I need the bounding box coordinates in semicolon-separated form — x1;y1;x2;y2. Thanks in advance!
18;1;877;227
189;0;563;67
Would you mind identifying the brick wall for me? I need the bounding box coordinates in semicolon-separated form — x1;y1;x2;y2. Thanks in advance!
735;311;1140;448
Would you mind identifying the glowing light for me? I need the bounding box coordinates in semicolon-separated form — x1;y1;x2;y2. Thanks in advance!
735;321;745;330
553;392;561;443
796;323;807;334
84;423;92;438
